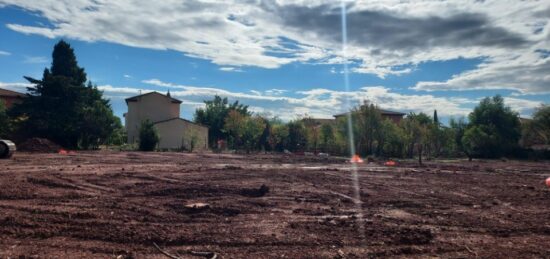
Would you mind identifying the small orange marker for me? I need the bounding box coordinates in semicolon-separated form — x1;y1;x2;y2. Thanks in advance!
350;155;363;163
546;177;550;188
58;149;68;155
384;160;396;166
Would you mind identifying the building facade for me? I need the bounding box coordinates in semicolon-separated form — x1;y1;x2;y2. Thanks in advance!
124;92;208;151
0;88;25;109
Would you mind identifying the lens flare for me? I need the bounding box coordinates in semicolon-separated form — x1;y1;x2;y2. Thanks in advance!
341;1;365;241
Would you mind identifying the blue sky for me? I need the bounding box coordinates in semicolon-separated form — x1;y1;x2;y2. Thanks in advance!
0;1;548;123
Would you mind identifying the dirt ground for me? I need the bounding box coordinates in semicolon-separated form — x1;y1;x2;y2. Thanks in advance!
0;152;549;258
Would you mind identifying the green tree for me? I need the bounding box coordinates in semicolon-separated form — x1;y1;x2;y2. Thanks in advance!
223;110;246;148
403;112;431;164
354;102;383;155
320;123;334;153
268;123;289;152
241;116;266;153
449;117;468;156
286;120;307;152
380;119;406;157
223;111;266;152
138;120;159;151
10;40;118;149
462;95;521;158
521;105;550;147
194;95;250;147
302;117;320;152
0;100;10;138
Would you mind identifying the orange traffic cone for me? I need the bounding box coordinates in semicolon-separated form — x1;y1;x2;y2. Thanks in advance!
384;160;396;166
350;155;364;163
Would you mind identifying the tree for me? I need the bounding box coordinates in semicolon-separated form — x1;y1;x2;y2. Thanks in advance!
223;110;246;148
10;40;118;149
269;123;289;152
403;112;431;164
449;117;468;156
0;100;9;138
521;105;550;147
302;117;320;152
138;120;159;151
354;102;383;155
223;111;266;152
286;120;307;152
320;123;334;153
462;95;521;158
433;110;439;125
380;119;406;157
241;116;266;153
194;95;250;147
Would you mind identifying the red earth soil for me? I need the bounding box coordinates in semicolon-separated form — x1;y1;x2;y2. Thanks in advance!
0;152;549;258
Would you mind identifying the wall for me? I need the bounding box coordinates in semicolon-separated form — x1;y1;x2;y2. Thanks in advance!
0;96;23;109
154;119;208;151
126;93;180;144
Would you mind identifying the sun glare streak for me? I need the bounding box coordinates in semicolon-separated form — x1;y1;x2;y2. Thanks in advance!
341;2;366;242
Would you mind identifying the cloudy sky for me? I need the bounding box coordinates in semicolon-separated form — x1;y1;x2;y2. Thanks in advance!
0;0;548;123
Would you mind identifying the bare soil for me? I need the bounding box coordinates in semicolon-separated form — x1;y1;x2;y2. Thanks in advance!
0;152;549;258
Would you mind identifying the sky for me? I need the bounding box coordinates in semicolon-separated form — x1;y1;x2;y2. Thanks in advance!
0;0;548;124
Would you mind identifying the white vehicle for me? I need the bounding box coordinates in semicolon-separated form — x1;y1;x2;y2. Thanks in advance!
0;139;16;159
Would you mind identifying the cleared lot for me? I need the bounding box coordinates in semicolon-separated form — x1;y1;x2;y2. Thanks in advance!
0;152;549;258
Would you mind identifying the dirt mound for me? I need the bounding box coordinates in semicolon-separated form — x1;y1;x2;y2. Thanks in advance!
17;138;62;153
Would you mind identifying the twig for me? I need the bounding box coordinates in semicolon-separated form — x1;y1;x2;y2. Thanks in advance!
153;242;182;259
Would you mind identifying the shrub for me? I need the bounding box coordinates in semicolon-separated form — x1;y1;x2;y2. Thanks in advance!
138;120;159;151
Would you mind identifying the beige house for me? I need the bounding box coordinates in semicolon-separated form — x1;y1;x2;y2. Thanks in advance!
124;92;208;151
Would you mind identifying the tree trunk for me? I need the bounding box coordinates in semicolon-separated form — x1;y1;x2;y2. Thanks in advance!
418;145;423;165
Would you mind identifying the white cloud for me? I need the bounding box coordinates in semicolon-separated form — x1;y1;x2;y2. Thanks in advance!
23;56;48;64
219;67;243;72
1;0;548;93
0;82;32;92
0;50;10;56
123;74;132;78
114;78;537;120
2;79;543;120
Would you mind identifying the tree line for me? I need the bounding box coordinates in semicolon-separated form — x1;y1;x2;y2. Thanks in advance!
194;95;550;161
0;40;548;160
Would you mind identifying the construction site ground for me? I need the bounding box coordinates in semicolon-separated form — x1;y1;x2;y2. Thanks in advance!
1;151;549;258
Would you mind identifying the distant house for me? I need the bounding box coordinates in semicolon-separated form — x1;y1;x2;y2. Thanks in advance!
124;91;208;151
334;108;406;123
0;88;25;109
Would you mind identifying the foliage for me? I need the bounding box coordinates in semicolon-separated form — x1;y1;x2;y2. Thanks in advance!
194;95;250;147
449;117;468;156
268;123;289;152
286;120;307;152
463;95;521;158
9;40;118;149
138;120;159;151
319;123;335;153
223;111;266;152
380;119;406;157
402;112;431;163
302;117;321;152
521;105;550;146
0;100;9;138
353;102;383;156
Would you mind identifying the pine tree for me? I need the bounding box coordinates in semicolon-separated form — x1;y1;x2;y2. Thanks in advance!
12;40;119;149
433;110;439;125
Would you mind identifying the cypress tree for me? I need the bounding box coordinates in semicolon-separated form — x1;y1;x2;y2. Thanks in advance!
12;40;119;149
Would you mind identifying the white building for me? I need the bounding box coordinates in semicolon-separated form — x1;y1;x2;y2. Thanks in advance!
124;91;208;151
